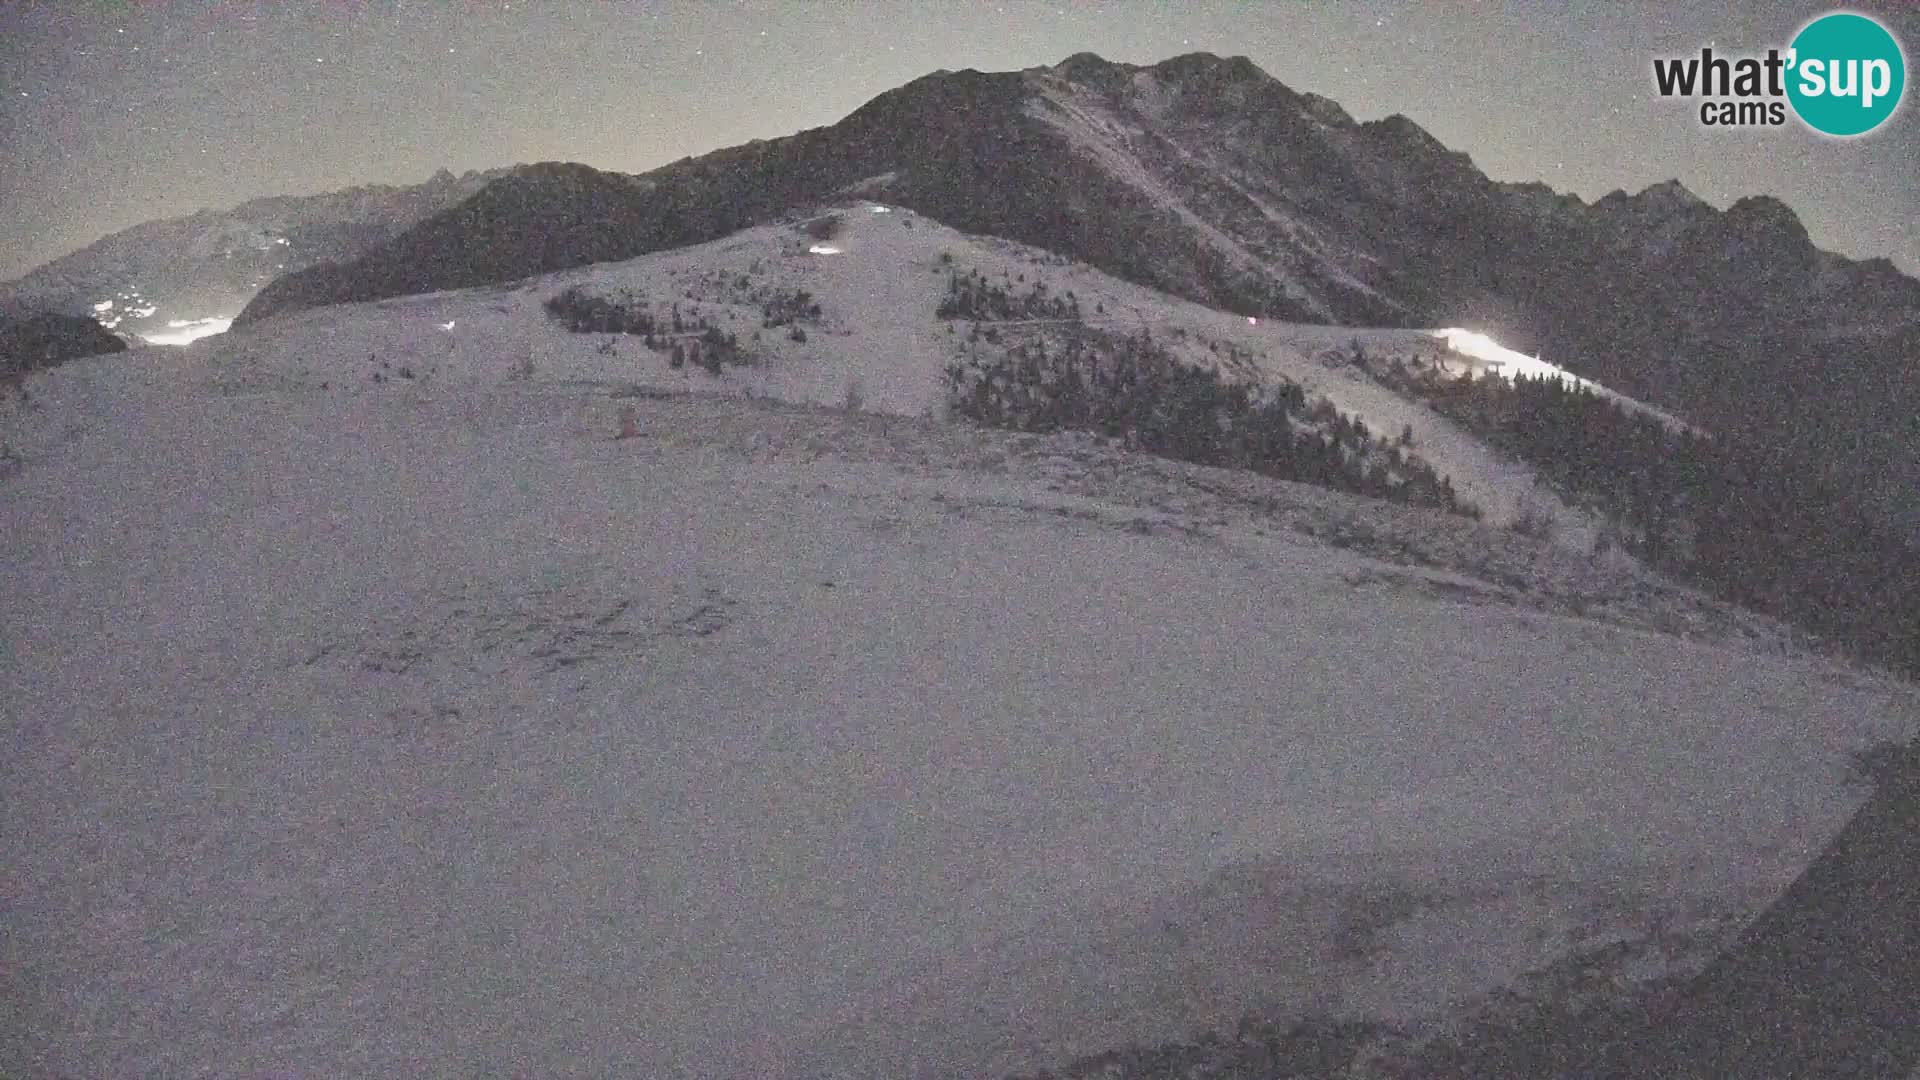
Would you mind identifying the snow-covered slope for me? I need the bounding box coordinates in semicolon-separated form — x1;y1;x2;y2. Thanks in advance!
224;53;1920;549
220;204;1654;548
5;210;1915;1080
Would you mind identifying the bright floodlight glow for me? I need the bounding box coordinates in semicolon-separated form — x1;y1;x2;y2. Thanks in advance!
1432;328;1583;387
1428;326;1693;434
868;205;891;213
1248;316;1258;325
141;316;233;346
807;244;843;255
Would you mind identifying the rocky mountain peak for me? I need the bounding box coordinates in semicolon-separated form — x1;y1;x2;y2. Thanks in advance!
1723;194;1808;240
1049;51;1128;83
1639;178;1707;210
1151;51;1268;84
1363;113;1453;156
1592;180;1716;232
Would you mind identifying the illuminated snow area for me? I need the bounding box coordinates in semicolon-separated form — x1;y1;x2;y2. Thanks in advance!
88;289;163;330
1432;328;1692;432
807;243;843;255
1433;328;1604;390
140;316;233;346
92;297;133;328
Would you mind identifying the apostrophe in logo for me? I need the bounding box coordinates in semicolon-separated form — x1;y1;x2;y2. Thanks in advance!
1652;9;1907;137
1786;11;1906;136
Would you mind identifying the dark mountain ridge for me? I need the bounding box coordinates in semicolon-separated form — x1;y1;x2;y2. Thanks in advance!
0;308;126;381
239;55;1915;374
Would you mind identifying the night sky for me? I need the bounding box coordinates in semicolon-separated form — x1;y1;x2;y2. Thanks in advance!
3;0;1916;280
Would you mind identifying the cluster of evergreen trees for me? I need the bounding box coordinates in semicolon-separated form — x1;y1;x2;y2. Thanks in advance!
1409;367;1691;555
545;286;657;336
543;286;742;374
760;288;822;329
943;327;1473;516
936;268;1082;322
1379;357;1920;677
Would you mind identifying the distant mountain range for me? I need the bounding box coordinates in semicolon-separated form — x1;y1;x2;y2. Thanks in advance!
0;167;509;340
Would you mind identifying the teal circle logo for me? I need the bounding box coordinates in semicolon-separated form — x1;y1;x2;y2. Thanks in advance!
1786;12;1906;136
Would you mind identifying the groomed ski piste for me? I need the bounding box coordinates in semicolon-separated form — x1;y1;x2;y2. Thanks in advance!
5;204;1915;1078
